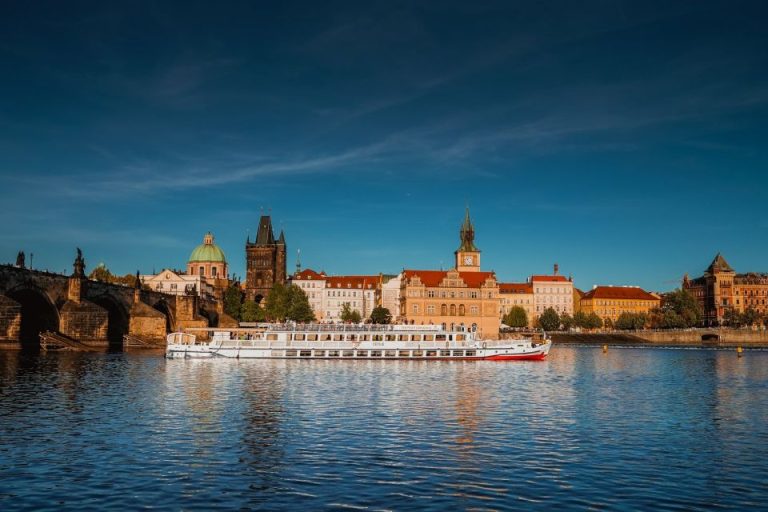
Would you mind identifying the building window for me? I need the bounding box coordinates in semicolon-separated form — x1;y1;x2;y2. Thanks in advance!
212;267;217;277
450;304;456;316
441;304;448;316
459;304;465;316
199;266;205;276
413;304;419;314
427;305;435;314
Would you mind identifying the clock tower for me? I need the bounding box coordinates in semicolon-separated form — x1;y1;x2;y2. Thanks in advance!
455;208;481;272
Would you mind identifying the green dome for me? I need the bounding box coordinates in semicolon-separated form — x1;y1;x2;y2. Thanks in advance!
189;232;227;263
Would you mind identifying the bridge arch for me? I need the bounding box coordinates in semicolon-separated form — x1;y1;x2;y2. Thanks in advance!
5;285;60;350
153;300;175;333
90;294;130;349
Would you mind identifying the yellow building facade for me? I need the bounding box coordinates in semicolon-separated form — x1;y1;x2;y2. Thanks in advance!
400;209;500;339
579;286;660;324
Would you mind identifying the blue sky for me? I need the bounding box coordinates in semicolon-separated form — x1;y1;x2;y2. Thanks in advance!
1;1;766;291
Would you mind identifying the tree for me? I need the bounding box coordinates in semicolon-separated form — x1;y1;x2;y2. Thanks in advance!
572;311;589;329
661;289;702;328
370;306;392;324
223;284;243;321
240;300;265;322
723;308;741;327
741;307;760;327
286;285;316;322
560;313;574;331
264;283;291;321
615;312;648;330
585;312;603;330
538;307;560;331
503;306;528;328
89;265;113;282
340;303;362;323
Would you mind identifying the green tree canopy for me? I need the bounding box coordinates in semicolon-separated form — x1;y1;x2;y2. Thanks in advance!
340;303;362;323
287;285;316;322
369;306;392;324
240;300;265;322
560;313;574;331
538;307;560;331
223;284;243;321
503;306;528;328
585;312;603;330
661;289;702;328
615;312;648;330
264;283;316;322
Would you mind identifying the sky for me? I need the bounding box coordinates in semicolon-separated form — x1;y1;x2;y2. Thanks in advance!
1;0;767;292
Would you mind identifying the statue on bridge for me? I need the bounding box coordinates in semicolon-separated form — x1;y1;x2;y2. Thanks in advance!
73;248;85;278
15;251;25;269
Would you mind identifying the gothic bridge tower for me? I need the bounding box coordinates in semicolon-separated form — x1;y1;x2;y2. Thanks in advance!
245;215;287;303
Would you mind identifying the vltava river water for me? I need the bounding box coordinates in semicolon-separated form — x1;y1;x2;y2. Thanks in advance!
1;346;766;511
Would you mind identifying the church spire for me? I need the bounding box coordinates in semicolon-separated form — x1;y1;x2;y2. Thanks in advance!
458;207;478;252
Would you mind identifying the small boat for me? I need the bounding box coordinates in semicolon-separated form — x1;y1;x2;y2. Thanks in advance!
165;323;551;361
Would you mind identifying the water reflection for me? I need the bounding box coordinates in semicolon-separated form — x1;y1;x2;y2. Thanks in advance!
0;348;767;510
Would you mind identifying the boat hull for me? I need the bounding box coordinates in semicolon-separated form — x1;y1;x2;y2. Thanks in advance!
166;343;551;361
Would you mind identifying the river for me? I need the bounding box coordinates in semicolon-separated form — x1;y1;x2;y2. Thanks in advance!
1;346;766;510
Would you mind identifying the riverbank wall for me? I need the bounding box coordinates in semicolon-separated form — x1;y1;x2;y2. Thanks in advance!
551;329;768;348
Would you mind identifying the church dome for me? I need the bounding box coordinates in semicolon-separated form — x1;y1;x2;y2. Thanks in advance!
189;232;227;263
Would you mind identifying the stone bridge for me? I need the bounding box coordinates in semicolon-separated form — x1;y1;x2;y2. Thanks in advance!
0;256;235;350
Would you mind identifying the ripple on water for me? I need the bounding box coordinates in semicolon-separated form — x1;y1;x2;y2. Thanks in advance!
0;348;767;510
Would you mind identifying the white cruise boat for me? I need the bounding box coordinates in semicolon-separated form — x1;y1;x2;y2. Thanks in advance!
165;324;551;361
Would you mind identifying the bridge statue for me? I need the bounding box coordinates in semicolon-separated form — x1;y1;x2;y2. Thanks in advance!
73;248;85;277
15;251;25;269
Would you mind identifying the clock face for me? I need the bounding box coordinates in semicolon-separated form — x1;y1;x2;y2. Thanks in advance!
464;256;473;265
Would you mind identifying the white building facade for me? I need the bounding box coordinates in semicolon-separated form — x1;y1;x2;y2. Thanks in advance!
290;269;381;322
531;268;574;318
141;269;213;297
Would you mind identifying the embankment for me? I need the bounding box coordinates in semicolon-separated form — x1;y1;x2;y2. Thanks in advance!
551;329;768;348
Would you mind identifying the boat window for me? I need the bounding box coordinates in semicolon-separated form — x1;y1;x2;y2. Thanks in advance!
307;334;318;341
436;335;446;341
343;350;354;357
322;334;332;341
267;334;278;341
294;334;305;341
448;335;453;341
333;334;343;341
398;350;410;357
372;335;383;341
286;350;297;357
327;350;340;357
300;350;312;357
314;350;326;357
426;350;437;357
456;335;465;341
424;335;434;341
347;334;357;341
465;350;476;357
271;350;284;357
412;350;423;357
384;350;396;357
360;335;370;341
371;350;382;357
398;335;408;341
412;335;422;342
356;350;369;357
452;350;464;357
385;334;396;341
440;350;451;357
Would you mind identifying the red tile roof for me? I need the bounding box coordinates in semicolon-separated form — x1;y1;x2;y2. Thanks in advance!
530;275;569;282
403;270;496;288
581;286;660;301
498;282;533;294
293;269;326;280
326;275;379;289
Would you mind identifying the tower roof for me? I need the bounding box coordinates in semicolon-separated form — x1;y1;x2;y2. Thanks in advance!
255;216;275;245
457;207;479;252
189;232;226;263
706;253;734;274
